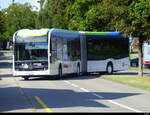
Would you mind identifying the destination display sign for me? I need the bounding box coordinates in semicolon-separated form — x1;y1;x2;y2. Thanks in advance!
25;44;48;50
15;35;48;43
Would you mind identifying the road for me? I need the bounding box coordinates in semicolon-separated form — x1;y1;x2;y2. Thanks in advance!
0;51;150;113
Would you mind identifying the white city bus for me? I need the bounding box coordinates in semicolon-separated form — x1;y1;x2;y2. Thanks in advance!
13;28;130;80
143;42;150;67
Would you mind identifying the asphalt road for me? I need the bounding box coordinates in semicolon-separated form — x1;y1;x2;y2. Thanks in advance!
0;51;150;113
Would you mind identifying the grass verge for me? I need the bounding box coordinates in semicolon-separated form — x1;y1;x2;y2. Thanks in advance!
101;74;150;91
129;67;150;72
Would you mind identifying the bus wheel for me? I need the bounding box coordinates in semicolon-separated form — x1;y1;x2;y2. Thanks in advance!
23;77;29;80
76;65;80;76
106;63;113;74
58;66;62;80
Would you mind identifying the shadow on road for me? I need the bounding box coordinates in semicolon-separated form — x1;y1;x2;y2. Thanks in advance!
113;71;150;76
22;74;101;81
0;87;32;112
20;70;150;81
113;72;138;75
0;86;141;112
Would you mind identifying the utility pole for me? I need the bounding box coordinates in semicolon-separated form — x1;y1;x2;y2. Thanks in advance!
12;0;15;5
37;0;44;27
37;0;41;10
37;0;47;9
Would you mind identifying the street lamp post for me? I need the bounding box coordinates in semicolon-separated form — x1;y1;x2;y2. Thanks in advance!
12;0;15;5
37;0;44;27
37;0;41;10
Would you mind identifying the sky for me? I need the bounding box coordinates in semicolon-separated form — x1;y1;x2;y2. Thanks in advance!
0;0;40;10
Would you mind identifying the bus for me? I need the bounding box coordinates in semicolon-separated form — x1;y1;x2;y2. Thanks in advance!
143;42;150;67
13;28;130;80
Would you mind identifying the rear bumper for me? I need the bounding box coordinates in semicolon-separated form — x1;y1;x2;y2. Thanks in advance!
13;70;50;77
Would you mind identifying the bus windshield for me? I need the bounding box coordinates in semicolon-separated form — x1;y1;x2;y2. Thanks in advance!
14;42;48;62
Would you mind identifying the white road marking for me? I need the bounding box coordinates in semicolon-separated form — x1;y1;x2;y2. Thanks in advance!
80;88;90;92
70;84;79;88
64;80;71;84
63;80;142;112
64;80;79;87
92;93;104;99
108;100;142;113
92;91;142;112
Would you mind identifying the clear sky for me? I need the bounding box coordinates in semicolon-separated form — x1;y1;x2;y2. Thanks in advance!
0;0;40;10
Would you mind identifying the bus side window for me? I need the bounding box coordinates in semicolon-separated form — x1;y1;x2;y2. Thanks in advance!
51;37;57;63
63;38;68;61
57;37;63;61
70;39;81;60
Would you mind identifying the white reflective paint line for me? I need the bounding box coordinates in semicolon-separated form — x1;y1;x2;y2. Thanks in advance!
63;80;142;113
64;80;79;87
80;88;90;92
92;93;104;99
108;100;142;113
64;80;71;84
70;84;79;88
92;92;142;112
92;93;142;112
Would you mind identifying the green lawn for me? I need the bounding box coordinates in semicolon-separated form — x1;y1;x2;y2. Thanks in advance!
129;66;150;72
130;55;138;59
109;53;150;90
101;74;150;91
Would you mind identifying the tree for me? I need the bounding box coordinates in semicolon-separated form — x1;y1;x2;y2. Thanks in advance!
0;9;6;40
36;0;53;28
49;0;74;29
36;0;70;29
85;0;125;31
33;0;150;77
3;3;37;40
66;0;97;31
121;0;150;76
37;0;45;9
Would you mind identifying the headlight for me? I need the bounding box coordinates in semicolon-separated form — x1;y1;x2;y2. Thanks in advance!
22;64;29;69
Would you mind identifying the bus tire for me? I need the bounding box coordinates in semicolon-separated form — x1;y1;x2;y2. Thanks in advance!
76;64;80;76
106;63;113;74
57;66;62;80
23;76;29;80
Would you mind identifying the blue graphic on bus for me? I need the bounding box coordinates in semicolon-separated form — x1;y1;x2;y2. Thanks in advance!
147;47;150;55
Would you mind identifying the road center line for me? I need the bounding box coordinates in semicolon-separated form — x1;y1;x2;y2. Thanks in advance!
34;96;53;113
13;78;37;112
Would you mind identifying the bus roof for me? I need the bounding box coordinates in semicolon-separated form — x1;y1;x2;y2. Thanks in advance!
51;28;80;39
15;29;49;43
16;29;49;37
84;32;122;36
51;28;79;34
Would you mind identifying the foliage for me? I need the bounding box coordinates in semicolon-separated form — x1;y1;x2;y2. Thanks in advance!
1;3;37;40
122;0;150;39
0;10;6;40
130;37;139;53
0;0;150;76
1;0;150;40
128;0;150;76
